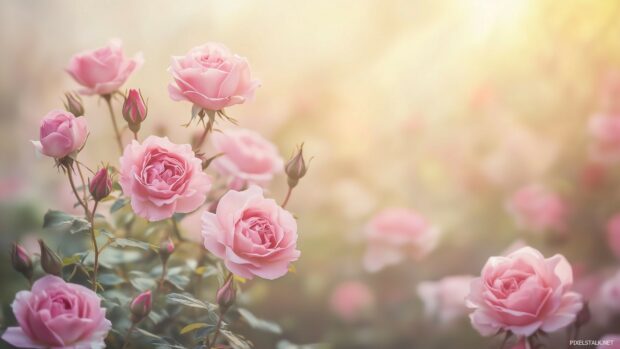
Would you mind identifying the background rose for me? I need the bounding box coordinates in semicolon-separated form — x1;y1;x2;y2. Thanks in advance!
598;270;620;314
417;275;475;325
329;281;374;322
467;247;583;337
168;42;260;111
119;135;212;221
363;208;440;272
32;109;88;159
202;185;300;280
506;184;569;233
1;275;111;349
66;39;143;96
588;114;620;163
211;128;284;188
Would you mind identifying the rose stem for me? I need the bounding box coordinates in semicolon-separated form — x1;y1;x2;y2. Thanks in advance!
194;116;214;151
89;201;100;291
206;272;233;348
76;161;89;204
67;165;89;214
281;186;293;208
103;94;124;153
122;322;137;349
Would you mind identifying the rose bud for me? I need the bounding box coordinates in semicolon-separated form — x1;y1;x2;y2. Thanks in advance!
130;290;152;323
216;276;236;310
122;88;147;132
159;238;175;263
89;167;112;202
285;143;308;188
63;92;85;117
39;239;62;276
11;243;33;282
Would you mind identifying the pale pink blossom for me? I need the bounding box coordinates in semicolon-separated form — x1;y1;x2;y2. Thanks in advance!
168;42;260;111
598;270;620;314
211;128;283;187
119;136;212;221
1;275;111;348
329;281;374;322
363;208;440;272
467;247;583;337
507;184;569;233
66;39;143;95
32;110;88;159
202;185;299;280
417;275;475;325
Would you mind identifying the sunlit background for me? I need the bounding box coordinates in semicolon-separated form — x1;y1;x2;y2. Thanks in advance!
2;0;620;348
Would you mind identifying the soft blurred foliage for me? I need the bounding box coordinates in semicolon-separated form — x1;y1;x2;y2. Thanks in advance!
2;0;620;348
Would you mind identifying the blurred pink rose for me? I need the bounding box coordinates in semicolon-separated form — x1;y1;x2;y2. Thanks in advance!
329;281;374;322
417;275;475;325
607;213;620;259
202;185;300;280
507;184;568;233
32;110;88;159
66;39;143;95
599;270;620;314
1;275;111;348
363;208;440;272
211;129;283;187
467;247;583;337
588;114;620;163
168;42;260;111
119;136;212;221
598;335;620;349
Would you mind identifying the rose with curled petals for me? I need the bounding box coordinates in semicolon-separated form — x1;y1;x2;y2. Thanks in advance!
201;185;300;280
168;42;260;111
119;136;212;221
466;247;583;337
32;110;88;160
1;275;111;349
66;39;143;96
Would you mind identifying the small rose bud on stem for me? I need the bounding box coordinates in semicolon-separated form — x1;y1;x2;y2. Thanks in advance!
39;239;62;276
282;143;309;208
89;167;112;202
158;238;175;291
216;273;236;312
124;290;152;349
122;89;148;140
11;243;33;285
63;92;85;117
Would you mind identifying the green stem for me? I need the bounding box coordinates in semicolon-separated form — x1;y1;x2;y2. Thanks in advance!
103;94;124;153
122;322;136;349
89;201;100;291
281;186;293;208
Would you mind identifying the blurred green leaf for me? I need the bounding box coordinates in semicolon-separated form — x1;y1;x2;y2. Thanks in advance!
166;293;214;310
110;197;129;213
220;330;252;349
43;210;90;234
237;308;282;335
180;322;208;334
98;273;125;286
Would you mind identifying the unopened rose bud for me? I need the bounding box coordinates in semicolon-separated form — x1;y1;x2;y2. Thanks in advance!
122;89;147;132
216;276;236;310
89;167;112;202
39;239;62;276
11;243;33;281
285;143;308;188
130;290;152;323
159;238;174;263
63;92;84;117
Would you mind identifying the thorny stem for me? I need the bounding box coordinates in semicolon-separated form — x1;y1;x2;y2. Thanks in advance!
194;116;214;151
89;201;100;291
122;322;137;349
281;186;293;208
103;94;124;153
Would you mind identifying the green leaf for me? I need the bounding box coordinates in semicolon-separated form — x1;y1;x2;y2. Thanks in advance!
110;197;128;213
98;273;125;286
43;210;90;234
180;322;208;335
220;330;253;349
112;238;151;250
166;293;214;310
237;308;282;334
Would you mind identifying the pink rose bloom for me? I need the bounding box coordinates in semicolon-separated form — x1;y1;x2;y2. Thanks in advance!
598;335;620;349
598;270;620;314
202;185;300;280
168;42;260;111
467;247;583;337
119;136;212;221
507;184;568;233
66;39;143;95
417;275;475;325
607;213;620;259
329;281;374;322
1;275;111;349
363;208;440;272
32;110;88;159
588;114;620;163
211;129;283;188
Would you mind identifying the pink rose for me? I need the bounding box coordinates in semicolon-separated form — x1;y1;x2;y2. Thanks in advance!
119;136;212;221
211;129;283;187
598;270;620;314
507;184;569;233
66;39;143;95
168;42;260;111
598;335;620;349
363;208;440;272
467;247;583;337
329;281;374;322
1;275;111;348
32;110;88;159
588;114;620;163
417;275;475;325
202;185;300;280
607;213;620;259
